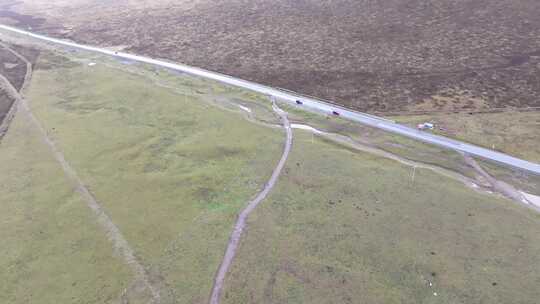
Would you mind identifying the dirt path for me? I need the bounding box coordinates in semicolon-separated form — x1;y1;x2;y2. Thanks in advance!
209;100;292;304
462;154;538;211
0;46;161;303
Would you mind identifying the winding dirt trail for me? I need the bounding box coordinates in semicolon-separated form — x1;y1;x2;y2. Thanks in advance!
0;45;161;303
209;100;292;304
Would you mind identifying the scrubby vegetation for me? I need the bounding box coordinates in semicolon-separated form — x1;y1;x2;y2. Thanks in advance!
223;131;540;304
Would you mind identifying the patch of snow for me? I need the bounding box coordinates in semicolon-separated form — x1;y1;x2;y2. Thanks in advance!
520;191;540;208
238;105;252;113
291;124;324;134
3;62;18;69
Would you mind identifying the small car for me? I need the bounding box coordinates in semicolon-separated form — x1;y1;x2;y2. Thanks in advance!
332;110;340;116
295;100;303;105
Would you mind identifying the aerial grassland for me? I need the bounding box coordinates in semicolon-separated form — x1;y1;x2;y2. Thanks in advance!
222;131;540;304
11;48;284;302
1;25;540;304
0;93;132;304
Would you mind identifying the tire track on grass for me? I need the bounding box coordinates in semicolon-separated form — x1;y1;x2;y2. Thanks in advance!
209;99;292;304
0;48;161;303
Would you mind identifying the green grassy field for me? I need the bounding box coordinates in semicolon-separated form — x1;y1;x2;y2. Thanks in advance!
16;51;284;302
0;99;132;303
222;131;540;304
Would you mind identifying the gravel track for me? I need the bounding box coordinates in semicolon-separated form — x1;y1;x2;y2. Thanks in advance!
208;101;292;304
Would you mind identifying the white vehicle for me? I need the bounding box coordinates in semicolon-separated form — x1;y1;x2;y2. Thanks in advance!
417;122;434;130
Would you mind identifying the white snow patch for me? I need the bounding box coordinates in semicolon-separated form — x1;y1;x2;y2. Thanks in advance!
88;62;96;66
237;105;252;113
291;124;324;134
521;191;540;208
4;62;18;69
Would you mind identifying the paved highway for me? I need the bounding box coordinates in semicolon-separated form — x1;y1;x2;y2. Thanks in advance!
1;24;539;175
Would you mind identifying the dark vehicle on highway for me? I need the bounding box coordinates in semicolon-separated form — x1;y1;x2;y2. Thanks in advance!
332;110;340;116
296;100;303;105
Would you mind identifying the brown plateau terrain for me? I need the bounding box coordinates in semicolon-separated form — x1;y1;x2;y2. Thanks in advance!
1;0;539;113
0;88;13;124
0;43;24;125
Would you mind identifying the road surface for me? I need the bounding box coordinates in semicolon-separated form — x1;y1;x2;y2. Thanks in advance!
1;24;538;175
209;101;292;304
